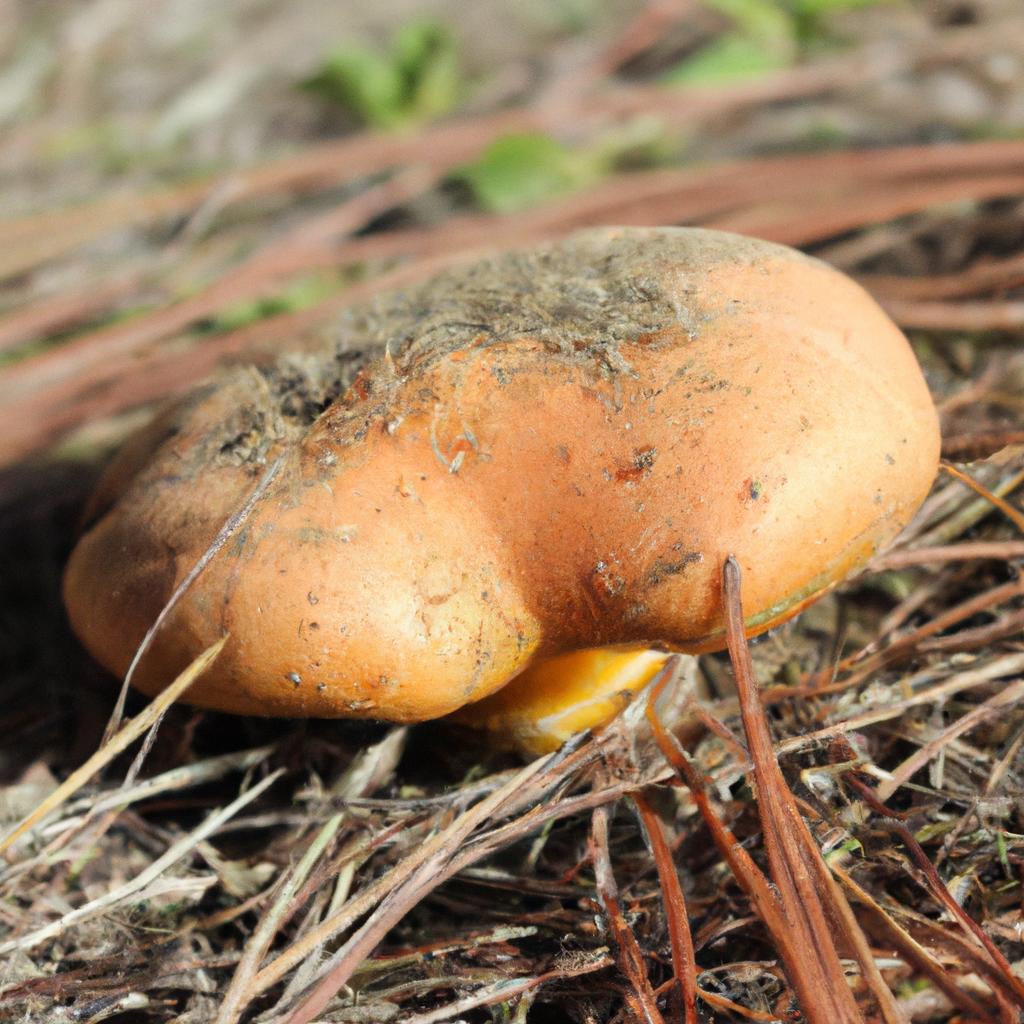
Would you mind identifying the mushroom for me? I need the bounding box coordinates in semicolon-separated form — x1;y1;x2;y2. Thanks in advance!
64;227;939;751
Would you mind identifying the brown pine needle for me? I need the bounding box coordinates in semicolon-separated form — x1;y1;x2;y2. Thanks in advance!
831;862;993;1019
877;676;1024;801
0;765;282;955
633;792;699;1024
645;678;840;1019
870;539;1024;570
590;803;666;1024
279;753;559;1024
721;556;870;1024
940;459;1024;533
215;727;407;1024
798;575;1024;692
844;773;1024;1012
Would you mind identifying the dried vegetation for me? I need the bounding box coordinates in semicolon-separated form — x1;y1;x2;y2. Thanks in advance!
2;0;1024;1021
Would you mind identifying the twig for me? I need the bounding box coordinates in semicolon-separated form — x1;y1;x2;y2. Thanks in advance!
917;607;1024;654
911;464;1024;549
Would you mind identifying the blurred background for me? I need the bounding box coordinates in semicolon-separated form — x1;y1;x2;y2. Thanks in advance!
2;2;1024;1021
2;0;1023;476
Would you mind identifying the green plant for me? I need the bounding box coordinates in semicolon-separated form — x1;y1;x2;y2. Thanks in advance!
303;21;461;130
453;133;596;214
454;120;679;215
664;0;891;86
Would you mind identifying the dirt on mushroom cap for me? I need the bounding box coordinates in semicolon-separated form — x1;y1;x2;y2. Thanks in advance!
63;226;940;722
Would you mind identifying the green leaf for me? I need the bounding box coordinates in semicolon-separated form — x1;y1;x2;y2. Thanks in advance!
703;0;795;46
663;0;796;85
454;133;593;214
663;0;893;85
788;0;890;18
663;31;790;85
303;20;461;130
304;48;404;129
393;21;461;125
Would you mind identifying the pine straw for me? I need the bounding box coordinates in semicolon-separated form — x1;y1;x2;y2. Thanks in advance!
4;438;1024;1022
3;1;1024;1021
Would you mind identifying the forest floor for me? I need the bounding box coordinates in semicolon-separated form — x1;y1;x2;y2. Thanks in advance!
2;1;1024;1021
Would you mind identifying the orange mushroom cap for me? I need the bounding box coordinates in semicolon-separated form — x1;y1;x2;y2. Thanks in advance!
64;227;939;741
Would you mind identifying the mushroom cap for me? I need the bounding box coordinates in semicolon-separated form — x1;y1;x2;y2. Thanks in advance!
64;227;939;722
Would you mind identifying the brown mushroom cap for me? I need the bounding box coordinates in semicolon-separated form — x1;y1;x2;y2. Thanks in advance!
64;227;939;724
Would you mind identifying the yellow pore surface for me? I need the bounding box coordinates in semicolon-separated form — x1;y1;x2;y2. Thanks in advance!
456;646;670;755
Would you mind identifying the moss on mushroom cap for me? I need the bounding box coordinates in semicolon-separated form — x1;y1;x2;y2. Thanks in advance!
64;227;940;730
